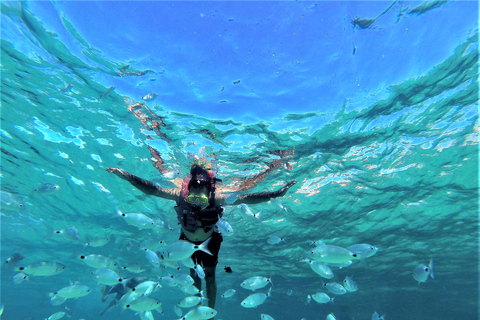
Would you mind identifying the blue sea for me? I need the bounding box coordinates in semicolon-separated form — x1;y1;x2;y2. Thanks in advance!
1;1;478;320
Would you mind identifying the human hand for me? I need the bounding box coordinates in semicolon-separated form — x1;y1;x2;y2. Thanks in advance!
279;180;297;195
284;180;297;189
106;168;132;181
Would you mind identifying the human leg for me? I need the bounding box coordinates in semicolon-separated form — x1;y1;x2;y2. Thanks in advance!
99;298;116;316
204;267;217;309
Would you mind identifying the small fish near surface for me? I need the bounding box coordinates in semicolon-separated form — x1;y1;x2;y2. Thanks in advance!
141;93;158;101
1;190;26;213
237;204;262;220
34;183;61;195
270;198;288;212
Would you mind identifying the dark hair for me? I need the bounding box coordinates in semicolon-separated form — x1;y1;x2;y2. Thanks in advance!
188;165;212;191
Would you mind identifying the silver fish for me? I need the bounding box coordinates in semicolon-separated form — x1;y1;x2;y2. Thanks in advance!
343;276;358;292
84;236;110;247
217;218;234;235
177;295;203;308
309;244;355;264
241;287;271;308
324;282;347;295
12;272;28;284
123;264;146;274
118;211;157;230
271;198;288;211
181;306;217;319
1;190;26;212
267;236;285;245
312;292;334;304
241;276;272;291
412;258;435;284
237;204;262;219
125;296;162;312
302;259;334;279
91;268;122;285
53;226;79;242
35;183;61;194
51;284;90;299
172;273;194;286
194;263;205;279
326;313;337;320
141;93;157;101
45;311;67;320
18;261;65;276
162;238;212;261
79;254;116;268
5;253;24;265
132;281;161;295
221;288;236;298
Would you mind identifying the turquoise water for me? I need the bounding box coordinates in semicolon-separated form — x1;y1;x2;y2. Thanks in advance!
1;1;478;320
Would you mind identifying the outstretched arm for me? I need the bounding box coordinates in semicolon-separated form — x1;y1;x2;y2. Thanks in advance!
217;180;297;206
106;168;180;202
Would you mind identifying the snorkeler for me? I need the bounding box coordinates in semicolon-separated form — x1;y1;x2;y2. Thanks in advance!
106;164;296;315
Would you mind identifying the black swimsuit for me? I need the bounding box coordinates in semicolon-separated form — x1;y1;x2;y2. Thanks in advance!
174;177;224;267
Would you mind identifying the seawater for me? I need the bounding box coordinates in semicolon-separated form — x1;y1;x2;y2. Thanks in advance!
1;2;478;320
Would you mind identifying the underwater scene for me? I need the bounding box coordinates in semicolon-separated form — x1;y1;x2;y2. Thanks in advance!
1;1;478;320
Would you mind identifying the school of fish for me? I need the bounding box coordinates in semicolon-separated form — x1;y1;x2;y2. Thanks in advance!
2;187;435;320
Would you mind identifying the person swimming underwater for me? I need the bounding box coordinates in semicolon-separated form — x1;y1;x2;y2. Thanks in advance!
106;164;296;317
